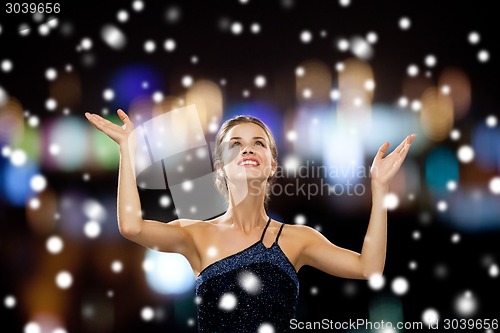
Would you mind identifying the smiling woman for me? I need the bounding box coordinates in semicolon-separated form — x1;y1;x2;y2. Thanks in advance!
85;109;415;332
212;115;279;208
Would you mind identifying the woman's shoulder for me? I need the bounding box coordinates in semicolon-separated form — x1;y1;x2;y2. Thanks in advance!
167;217;216;230
281;222;323;241
281;221;316;231
169;215;232;228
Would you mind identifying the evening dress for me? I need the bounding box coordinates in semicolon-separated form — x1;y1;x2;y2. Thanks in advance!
195;217;299;332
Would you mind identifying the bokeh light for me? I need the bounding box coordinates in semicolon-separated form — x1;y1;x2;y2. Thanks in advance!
438;67;471;120
384;192;400;210
43;116;88;171
391;276;409;295
368;273;385;290
0;97;24;146
425;146;459;197
46;236;64;254
237;270;262;295
471;122;500;171
101;24;127;50
468;31;480;44
457;144;474;164
109;64;163;107
422;308;439;327
454;290;478;317
489;177;500;195
2;159;38;206
141;307;154;321
258;323;275;333
218;292;238;311
489;264;499;277
420;87;454;142
4;295;16;308
399;17;411;30
144;249;195;295
55;271;73;289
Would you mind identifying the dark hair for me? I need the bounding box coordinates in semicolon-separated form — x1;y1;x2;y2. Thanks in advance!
213;115;278;207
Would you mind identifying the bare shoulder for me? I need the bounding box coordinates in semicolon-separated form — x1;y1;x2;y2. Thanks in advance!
167;217;219;234
167;218;211;228
282;223;322;240
278;223;325;252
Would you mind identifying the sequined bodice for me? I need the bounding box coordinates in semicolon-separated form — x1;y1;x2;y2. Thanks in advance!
195;217;299;332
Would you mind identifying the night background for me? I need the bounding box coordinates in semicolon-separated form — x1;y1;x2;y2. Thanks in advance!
1;0;499;332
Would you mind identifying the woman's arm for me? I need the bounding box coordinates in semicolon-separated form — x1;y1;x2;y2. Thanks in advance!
358;182;388;278
85;110;200;265
297;134;416;279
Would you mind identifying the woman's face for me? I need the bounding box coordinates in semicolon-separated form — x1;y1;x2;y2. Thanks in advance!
221;122;276;184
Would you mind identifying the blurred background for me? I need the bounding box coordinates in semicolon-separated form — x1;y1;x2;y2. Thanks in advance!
1;0;499;332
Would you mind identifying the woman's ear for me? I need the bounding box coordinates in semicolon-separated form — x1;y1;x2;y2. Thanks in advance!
270;160;278;177
217;169;225;177
214;162;225;177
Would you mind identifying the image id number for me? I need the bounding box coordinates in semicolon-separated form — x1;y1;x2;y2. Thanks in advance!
443;318;498;330
5;3;60;14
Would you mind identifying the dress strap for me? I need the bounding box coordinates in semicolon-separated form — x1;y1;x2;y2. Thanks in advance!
259;217;272;242
274;223;285;244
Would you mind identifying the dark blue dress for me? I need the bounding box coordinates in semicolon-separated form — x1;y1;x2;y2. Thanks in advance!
195;217;299;332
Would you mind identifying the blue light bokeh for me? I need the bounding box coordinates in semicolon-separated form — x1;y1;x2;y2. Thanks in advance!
2;160;38;207
425;146;459;197
109;63;164;107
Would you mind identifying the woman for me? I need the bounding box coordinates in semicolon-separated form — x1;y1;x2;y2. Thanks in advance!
85;109;415;332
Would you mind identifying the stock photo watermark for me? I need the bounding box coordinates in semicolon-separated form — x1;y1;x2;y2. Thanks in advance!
256;160;372;200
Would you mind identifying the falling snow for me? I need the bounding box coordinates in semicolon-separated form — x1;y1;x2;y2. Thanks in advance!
0;1;499;332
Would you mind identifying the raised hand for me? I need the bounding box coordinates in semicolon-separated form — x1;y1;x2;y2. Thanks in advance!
370;134;416;188
85;109;135;146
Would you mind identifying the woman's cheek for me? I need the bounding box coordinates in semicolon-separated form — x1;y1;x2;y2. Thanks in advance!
222;150;238;165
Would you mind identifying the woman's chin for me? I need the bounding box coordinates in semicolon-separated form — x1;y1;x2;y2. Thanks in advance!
228;173;267;183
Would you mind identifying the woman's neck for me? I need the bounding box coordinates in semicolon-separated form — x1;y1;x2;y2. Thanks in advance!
224;182;269;232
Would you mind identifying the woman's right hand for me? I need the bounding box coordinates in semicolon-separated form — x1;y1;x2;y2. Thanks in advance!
85;109;135;146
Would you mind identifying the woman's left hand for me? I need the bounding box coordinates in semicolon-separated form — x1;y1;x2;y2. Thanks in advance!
370;134;416;188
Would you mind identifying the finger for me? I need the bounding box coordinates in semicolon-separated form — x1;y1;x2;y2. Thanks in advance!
401;133;416;154
117;109;133;126
397;142;411;162
85;113;106;131
400;133;416;148
85;112;103;130
85;112;92;121
387;134;413;158
87;113;120;134
391;136;408;155
375;142;390;159
396;142;411;165
407;133;416;145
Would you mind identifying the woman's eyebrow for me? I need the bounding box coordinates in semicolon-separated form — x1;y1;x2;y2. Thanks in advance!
229;136;267;140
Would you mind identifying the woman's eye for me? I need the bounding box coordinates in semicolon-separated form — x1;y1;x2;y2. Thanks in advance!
230;142;240;148
255;141;264;146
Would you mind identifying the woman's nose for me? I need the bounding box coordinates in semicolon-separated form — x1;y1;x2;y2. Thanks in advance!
242;145;254;154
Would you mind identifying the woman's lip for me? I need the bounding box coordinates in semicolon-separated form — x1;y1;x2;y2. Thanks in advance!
237;161;260;167
239;164;260;167
237;158;260;166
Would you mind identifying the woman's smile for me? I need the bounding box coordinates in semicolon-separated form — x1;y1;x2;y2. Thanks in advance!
237;157;260;167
